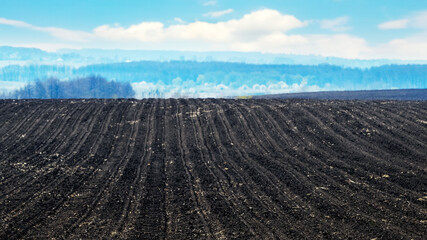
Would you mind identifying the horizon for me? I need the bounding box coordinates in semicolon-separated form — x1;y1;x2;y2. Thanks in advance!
2;45;427;68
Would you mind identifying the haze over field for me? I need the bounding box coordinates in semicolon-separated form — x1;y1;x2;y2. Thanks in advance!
1;59;427;98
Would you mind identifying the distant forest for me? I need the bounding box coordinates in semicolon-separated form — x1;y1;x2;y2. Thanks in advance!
2;76;135;99
1;62;426;90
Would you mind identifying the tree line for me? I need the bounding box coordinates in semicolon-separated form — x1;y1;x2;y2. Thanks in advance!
2;76;135;99
1;62;426;90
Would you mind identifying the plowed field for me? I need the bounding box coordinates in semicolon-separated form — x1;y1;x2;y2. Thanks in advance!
0;99;426;239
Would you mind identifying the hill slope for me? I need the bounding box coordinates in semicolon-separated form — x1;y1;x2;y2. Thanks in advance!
0;99;426;239
254;89;427;100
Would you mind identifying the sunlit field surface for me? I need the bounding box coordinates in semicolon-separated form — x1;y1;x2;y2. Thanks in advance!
0;99;426;239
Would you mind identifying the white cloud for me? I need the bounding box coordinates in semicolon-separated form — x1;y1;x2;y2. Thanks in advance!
174;17;185;24
411;10;427;29
203;1;217;6
297;34;368;58
0;18;92;42
378;19;409;30
320;16;351;32
366;33;427;60
37;27;92;42
0;18;32;28
372;10;427;59
94;9;308;43
203;9;234;18
94;22;164;42
228;32;368;59
378;11;427;30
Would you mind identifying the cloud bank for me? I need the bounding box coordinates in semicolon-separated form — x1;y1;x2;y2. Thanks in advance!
1;9;427;59
93;9;307;43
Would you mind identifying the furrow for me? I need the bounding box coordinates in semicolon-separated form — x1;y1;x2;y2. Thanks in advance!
254;100;421;238
129;99;168;239
0;103;106;239
208;99;316;238
190;99;259;239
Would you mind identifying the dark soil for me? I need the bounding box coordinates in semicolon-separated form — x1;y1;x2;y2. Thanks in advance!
254;89;427;100
0;99;426;239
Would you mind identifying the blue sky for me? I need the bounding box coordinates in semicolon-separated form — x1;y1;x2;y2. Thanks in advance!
1;0;427;59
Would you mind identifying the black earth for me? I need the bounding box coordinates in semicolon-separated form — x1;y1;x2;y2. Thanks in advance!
0;99;426;239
